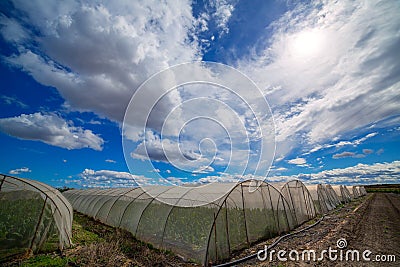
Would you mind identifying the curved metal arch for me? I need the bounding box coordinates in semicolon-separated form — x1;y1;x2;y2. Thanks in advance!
32;179;73;220
103;187;139;223
62;189;82;206
319;184;332;212
91;188;129;220
27;179;74;245
159;185;204;248
265;183;279;233
71;188;103;211
280;180;299;225
117;189;148;228
280;179;316;224
0;174;73;249
326;184;341;206
203;180;292;265
75;188;106;217
0;175;70;227
204;181;247;265
134;186;177;237
81;188;112;218
269;182;295;231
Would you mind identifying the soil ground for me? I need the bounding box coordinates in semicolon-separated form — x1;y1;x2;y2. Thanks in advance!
233;193;400;267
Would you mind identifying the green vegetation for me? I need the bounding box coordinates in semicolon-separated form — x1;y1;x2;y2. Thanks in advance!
5;212;185;267
134;202;293;263
0;191;51;261
365;184;400;194
20;254;71;267
71;213;105;244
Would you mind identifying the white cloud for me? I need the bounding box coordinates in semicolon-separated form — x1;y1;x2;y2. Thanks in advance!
105;159;116;163
2;1;274;174
307;132;378;155
165;176;185;185
2;0;200;124
9;167;31;175
2;0;398;177
1;95;28;109
267;160;400;185
0;14;29;43
362;149;373;155
68;160;400;187
78;169;151;188
195;0;235;38
88;119;102;125
193;165;215;174
123;73;274;176
332;151;364;159
212;0;235;35
0;112;104;150
287;157;307;165
307;160;400;185
272;167;287;172
332;151;355;159
130;130;201;163
195;174;240;184
238;0;400;156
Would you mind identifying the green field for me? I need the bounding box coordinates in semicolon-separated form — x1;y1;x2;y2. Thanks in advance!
365;184;400;194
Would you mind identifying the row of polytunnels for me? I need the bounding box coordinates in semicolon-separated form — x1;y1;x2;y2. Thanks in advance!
62;180;366;265
0;173;367;265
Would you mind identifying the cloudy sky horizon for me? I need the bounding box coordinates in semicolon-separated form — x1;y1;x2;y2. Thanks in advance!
0;0;399;188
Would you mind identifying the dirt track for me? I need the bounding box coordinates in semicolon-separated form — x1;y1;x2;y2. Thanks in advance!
235;193;400;266
345;193;400;266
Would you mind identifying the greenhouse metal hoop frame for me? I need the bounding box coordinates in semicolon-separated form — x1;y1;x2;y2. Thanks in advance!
0;174;73;252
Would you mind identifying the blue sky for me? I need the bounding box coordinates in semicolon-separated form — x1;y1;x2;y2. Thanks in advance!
0;0;399;188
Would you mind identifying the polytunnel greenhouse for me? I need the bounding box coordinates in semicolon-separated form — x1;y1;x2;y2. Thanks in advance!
358;186;367;196
280;180;316;225
325;184;341;207
0;174;72;261
352;185;361;198
63;180;298;264
305;184;336;214
331;185;352;203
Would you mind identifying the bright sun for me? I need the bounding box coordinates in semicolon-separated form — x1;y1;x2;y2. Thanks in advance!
291;30;323;58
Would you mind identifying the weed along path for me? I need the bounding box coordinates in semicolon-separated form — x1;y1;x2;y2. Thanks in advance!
235;193;400;266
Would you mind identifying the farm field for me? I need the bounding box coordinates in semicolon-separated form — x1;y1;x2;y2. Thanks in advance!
3;192;399;266
235;193;400;266
365;184;400;194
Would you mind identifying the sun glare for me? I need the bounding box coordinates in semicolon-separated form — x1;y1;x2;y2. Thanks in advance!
291;30;323;58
